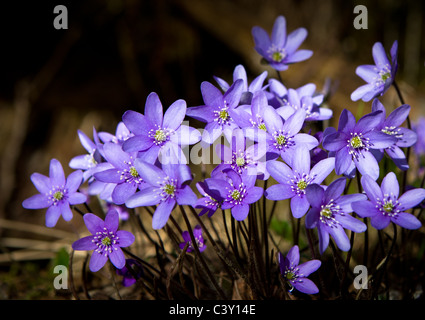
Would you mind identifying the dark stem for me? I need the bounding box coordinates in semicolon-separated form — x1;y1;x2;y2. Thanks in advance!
179;205;227;299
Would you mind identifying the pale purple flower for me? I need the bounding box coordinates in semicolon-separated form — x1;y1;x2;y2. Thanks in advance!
116;259;143;287
214;64;268;105
125;161;197;229
72;209;135;272
305;178;367;254
352;172;424;230
122;92;201;164
94;142;147;205
98;121;134;146
252;15;313;71
278;245;321;294
186;80;243;145
69;128;104;183
265;146;335;218
179;225;206;253
22;159;86;227
351;41;398;102
371;99;417;170
322;109;397;180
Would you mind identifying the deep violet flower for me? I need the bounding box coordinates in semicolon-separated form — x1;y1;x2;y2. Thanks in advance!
22;159;86;227
252;15;313;71
322;109;397;180
305;178;367;254
202;168;263;221
125;161;198;230
93;142;147;205
122;92;201;164
371;99;417;170
186;80;244;145
352;172;424;230
351;40;398;102
214;64;268;105
278;245;321;294
72;209;135;272
116;259;143;287
265;146;335;218
179;225;206;253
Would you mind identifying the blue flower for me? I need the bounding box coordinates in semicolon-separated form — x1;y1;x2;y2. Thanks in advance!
125;161;197;230
265;146;335;218
352;172;424;230
252;15;313;71
351;41;398;102
22;159;86;227
305;178;367;254
278;245;321;294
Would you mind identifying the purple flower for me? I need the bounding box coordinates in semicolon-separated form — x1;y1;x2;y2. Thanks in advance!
116;259;143;287
22;159;86;227
194;168;227;217
69;128;104;183
125;161;198;229
252;15;313;71
72;209;135;272
186;80;243;145
413;117;425;166
122;92;201;164
214;64;268;105
244;106;318;167
179;225;206;253
322;109;397;180
216;128;267;179
278;245;321;294
202;169;263;221
352;172;424;230
265;146;335;218
305;178;367;254
351;41;398;102
371;99;417;170
94;142;147;205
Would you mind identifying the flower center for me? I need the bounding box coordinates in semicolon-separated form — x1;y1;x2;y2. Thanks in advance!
236;157;245;167
297;180;308;191
53;191;64;201
276;134;286;146
129;166;138;178
285;271;296;280
319;200;343;228
320;207;332;218
154;129;167;143
383;202;393;213
164;183;176;196
101;236;111;246
381;72;391;82
219;109;229;121
93;228;119;256
258;123;267;131
231;190;241;200
272;51;284;62
350;135;363;149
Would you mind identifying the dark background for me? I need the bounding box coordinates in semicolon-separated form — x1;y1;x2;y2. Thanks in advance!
0;0;424;298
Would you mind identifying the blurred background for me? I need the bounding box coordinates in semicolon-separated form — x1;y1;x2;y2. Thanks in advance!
0;0;424;299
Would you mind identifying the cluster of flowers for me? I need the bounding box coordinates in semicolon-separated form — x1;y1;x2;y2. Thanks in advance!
22;15;424;296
